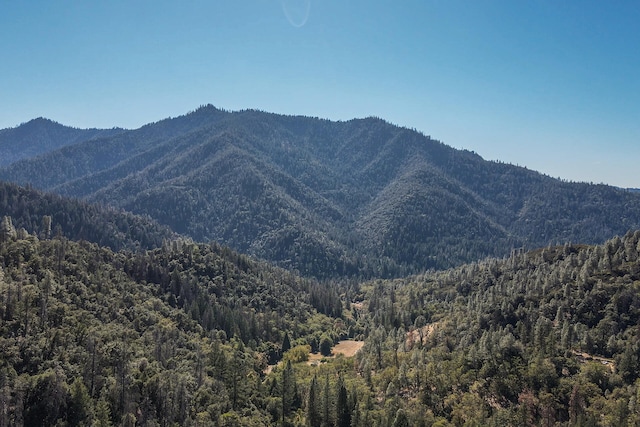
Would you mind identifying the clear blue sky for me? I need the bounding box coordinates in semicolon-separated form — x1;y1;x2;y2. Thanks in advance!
2;1;639;187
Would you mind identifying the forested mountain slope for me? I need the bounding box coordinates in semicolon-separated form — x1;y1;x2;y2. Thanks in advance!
0;228;343;426
0;118;123;167
352;230;640;425
0;181;176;251
3;215;640;425
2;106;640;278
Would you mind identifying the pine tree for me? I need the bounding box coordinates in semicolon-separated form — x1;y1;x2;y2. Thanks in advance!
0;216;16;243
281;360;296;426
67;377;94;425
306;375;321;427
94;393;112;427
335;378;351;427
322;374;331;427
41;215;52;239
392;409;410;427
228;339;248;410
282;331;292;355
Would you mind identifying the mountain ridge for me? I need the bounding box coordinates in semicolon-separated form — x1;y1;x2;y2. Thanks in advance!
0;117;124;167
0;180;177;251
2;105;639;278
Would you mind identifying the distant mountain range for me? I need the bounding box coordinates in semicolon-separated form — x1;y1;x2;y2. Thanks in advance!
0;117;123;167
2;105;640;278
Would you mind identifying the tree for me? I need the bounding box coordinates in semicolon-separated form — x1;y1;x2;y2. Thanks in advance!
414;315;427;348
335;378;351;427
0;369;11;427
227;340;249;410
41;215;52;239
67;377;94;426
281;360;297;426
284;344;311;364
282;332;292;355
322;375;331;427
392;409;410;427
94;392;112;427
306;375;321;427
320;335;333;357
0;216;16;243
618;344;638;383
22;369;68;426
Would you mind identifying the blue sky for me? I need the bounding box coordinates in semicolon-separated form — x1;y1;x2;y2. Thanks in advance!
1;1;639;187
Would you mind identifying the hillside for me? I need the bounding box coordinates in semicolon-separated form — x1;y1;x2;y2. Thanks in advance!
350;229;640;425
2;106;640;278
0;118;123;167
2;214;640;425
0;181;176;252
0;228;343;426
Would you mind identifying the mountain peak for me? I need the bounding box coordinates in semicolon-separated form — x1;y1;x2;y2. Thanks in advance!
19;117;64;129
0;118;123;167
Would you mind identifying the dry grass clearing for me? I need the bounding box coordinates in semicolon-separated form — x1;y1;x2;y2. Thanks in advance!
307;340;365;365
334;340;365;357
265;340;366;373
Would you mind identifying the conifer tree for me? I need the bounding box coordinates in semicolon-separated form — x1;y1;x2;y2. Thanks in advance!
94;392;112;427
281;360;296;426
0;216;16;242
306;375;321;427
335;378;351;427
67;377;93;426
392;409;410;427
322;374;331;427
282;331;292;354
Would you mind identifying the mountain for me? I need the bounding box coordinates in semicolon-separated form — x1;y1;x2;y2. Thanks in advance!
2;105;640;278
0;117;123;167
0;180;176;251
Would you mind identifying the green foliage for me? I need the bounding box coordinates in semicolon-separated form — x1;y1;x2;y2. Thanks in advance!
2;153;640;426
0;181;175;251
67;377;94;425
0;231;341;425
350;230;640;425
335;378;351;427
306;375;321;427
283;345;311;364
282;331;292;354
319;335;333;357
392;409;410;427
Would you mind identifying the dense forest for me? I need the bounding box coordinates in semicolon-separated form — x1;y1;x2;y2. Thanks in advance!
0;181;176;252
0;220;345;426
2;106;640;278
353;229;640;425
1;212;640;425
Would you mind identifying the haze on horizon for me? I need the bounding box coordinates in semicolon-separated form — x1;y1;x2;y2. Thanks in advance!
1;1;638;188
